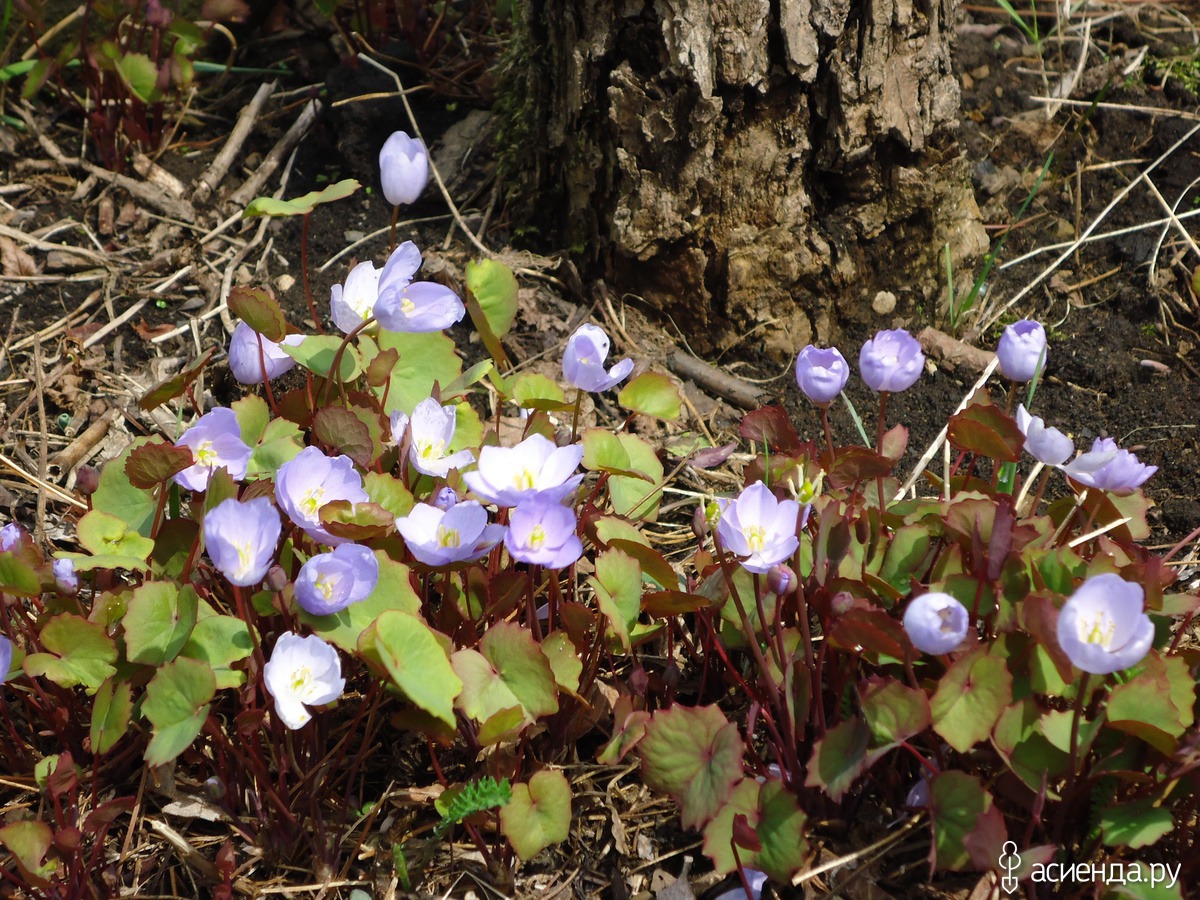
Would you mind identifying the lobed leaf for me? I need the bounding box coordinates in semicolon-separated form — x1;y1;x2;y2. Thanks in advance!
142;657;216;767
640;704;744;830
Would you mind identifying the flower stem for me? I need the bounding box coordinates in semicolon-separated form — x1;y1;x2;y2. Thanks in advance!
301;212;324;334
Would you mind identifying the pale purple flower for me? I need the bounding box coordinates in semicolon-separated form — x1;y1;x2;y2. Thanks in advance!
859;329;924;393
713;870;768;900
0;523;23;552
330;259;380;334
795;345;850;406
203;497;282;586
1015;405;1074;467
505;498;583;568
396;501;505;566
262;632;345;729
433;487;459;510
389;398;475;477
375;280;466;333
767;563;797;596
379;131;429;206
53;558;78;594
1062;437;1157;494
228;321;303;384
715;481;803;575
294;544;379;616
0;634;10;685
275;447;369;546
903;592;970;655
174;407;252;493
996;319;1047;382
562;324;634;393
463;433;584;507
1057;574;1154;675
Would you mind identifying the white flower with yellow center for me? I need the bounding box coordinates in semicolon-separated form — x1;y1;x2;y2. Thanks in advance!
463;433;584;508
390;398;475;479
714;481;803;575
396;501;505;567
202;497;281;587
263;633;345;730
1057;574;1154;675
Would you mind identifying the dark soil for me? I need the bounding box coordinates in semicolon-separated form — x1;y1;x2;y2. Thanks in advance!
2;2;1200;897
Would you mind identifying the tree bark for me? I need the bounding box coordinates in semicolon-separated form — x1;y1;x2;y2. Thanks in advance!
505;0;988;358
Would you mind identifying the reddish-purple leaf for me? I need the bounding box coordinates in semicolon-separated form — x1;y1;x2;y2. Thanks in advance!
227;285;287;342
947;398;1022;463
313;406;373;467
138;348;216;411
739;406;802;454
125;440;194;488
825;446;894;489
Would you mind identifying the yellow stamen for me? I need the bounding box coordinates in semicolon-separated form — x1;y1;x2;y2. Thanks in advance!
417;439;445;461
195;440;216;466
514;468;536;491
1078;611;1117;648
401;294;416;315
528;525;547;550
291;666;312;693
437;525;461;548
744;525;767;553
300;486;327;518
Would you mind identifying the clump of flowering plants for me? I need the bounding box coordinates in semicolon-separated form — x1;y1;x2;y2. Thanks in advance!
0;154;1196;898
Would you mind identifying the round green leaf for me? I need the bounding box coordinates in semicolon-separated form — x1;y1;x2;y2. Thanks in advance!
465;258;519;338
640;704;745;830
618;372;681;421
499;770;571;861
124;582;198;666
23;614;117;691
359;610;461;728
142;657;216;767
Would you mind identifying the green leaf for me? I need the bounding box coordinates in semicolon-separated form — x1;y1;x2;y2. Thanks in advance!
607;433;664;521
452;621;558;737
932;647;1013;753
618;372;681;420
500;770;571;861
512;372;570;411
280;334;362;381
703;779;808;882
179;604;253;690
640;704;744;829
124;582;198;666
227;286;287;342
90;677;133;755
142;657;216;767
0;554;40;596
359;610;461;728
589;548;642;652
1107;653;1196;754
0;820;58;887
465;258;519;338
93;443;158;536
115;52;158;102
362;472;415;518
929;771;995;870
77;510;155;563
301;551;420;653
242;179;360;217
435;776;511;837
861;678;931;745
23;615;117;691
878;525;933;593
804;717;875;802
376;330;462;415
540;632;582;695
245;417;304;479
1100;798;1173;849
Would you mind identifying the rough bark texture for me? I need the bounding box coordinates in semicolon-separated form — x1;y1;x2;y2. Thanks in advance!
506;0;988;358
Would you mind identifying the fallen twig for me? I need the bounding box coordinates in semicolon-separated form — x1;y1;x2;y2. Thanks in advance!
668;351;763;410
193;81;277;206
225;99;319;212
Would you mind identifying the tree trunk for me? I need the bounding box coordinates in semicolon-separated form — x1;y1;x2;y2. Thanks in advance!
504;0;989;358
